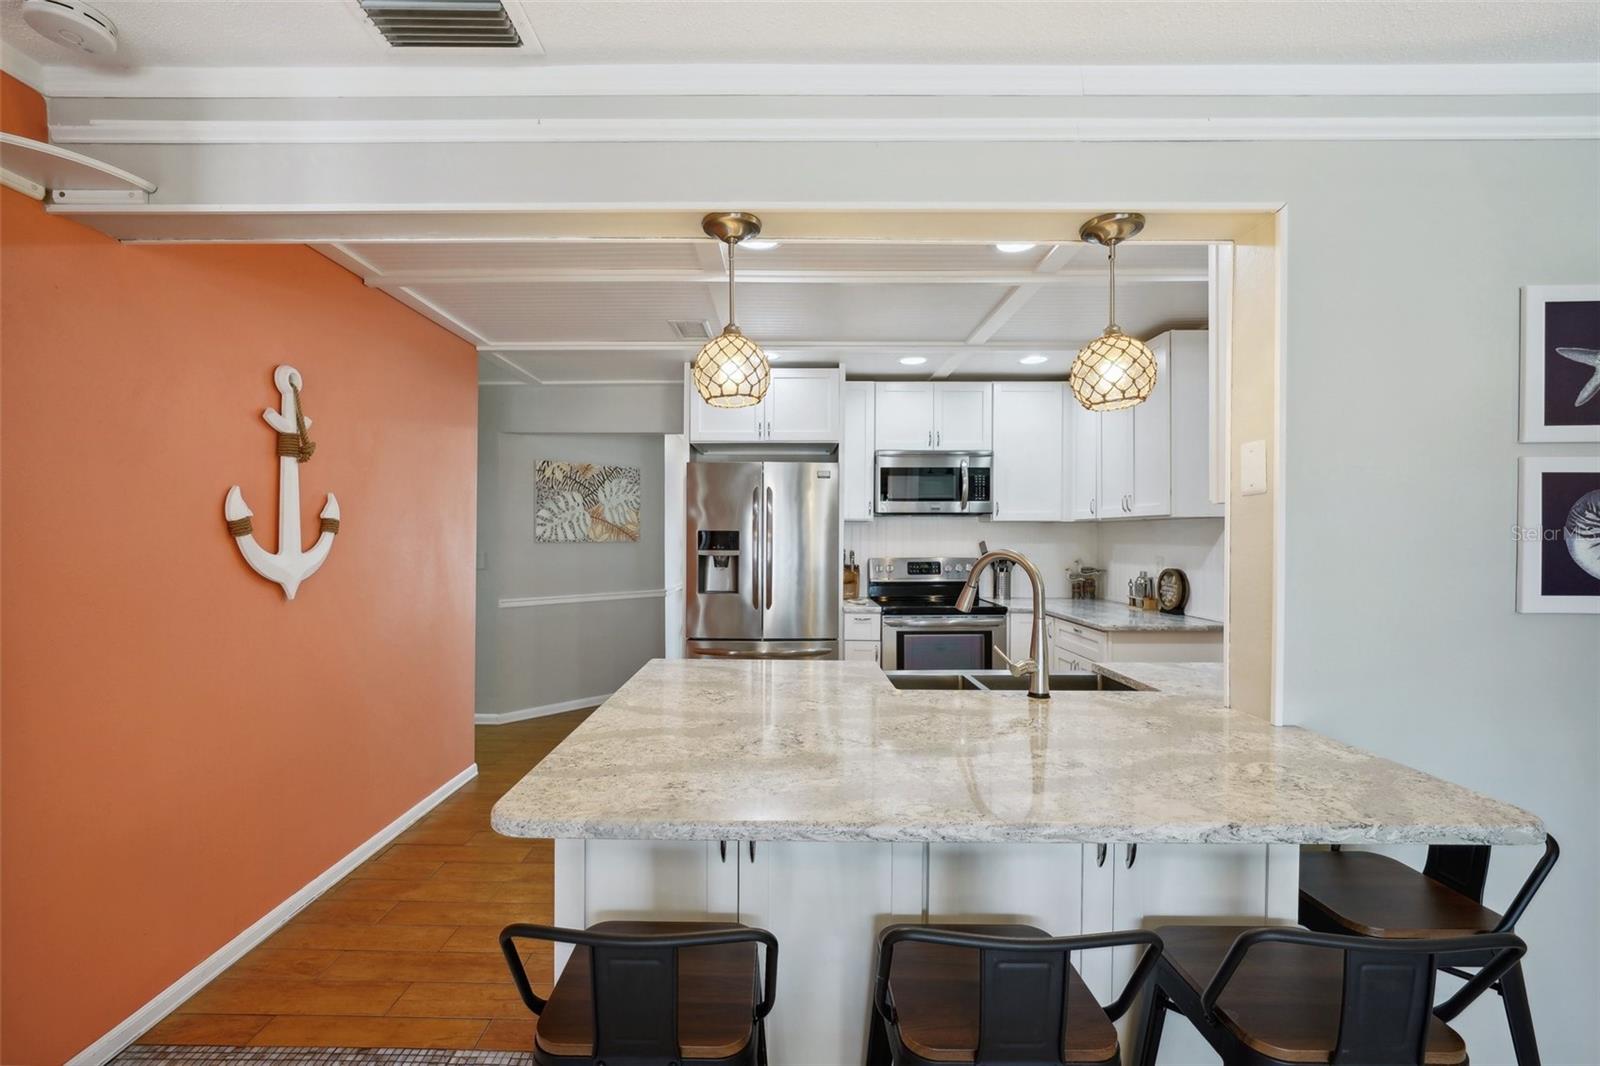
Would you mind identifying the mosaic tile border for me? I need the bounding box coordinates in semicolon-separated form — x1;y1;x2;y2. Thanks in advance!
113;1048;533;1065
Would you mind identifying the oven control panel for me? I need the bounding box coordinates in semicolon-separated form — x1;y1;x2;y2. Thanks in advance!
869;556;977;581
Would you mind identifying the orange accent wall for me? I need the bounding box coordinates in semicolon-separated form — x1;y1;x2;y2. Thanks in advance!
0;73;478;1065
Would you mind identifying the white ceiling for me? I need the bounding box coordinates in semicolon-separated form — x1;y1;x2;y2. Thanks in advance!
318;238;1211;385
3;0;1596;75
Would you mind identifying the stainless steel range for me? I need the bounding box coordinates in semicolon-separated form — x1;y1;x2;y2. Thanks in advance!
868;556;1007;671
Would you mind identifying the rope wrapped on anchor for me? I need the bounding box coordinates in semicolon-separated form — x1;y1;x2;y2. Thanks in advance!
275;381;317;462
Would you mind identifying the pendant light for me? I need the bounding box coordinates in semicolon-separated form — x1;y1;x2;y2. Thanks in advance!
1068;212;1158;412
691;212;771;408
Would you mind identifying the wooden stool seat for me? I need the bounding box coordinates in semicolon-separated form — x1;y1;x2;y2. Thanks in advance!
886;924;1119;1064
1153;925;1468;1065
535;920;759;1062
1300;849;1501;938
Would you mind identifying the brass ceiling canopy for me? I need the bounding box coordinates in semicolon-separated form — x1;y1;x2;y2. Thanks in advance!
691;212;772;409
1068;212;1159;413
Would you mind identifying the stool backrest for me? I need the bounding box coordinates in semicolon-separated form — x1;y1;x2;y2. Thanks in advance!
499;922;779;1062
1200;928;1526;1066
875;925;1162;1065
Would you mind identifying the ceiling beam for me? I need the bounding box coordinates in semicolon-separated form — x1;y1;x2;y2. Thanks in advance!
934;243;1093;379
693;240;731;326
483;339;1095;353
363;266;1204;288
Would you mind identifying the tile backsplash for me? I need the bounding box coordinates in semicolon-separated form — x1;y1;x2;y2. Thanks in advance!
843;514;1225;622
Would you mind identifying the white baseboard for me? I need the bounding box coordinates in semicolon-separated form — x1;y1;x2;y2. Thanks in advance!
66;762;480;1066
475;694;609;725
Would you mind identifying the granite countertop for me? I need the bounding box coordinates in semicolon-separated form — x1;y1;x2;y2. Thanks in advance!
1006;597;1223;633
842;599;881;614
492;658;1542;847
1095;661;1224;701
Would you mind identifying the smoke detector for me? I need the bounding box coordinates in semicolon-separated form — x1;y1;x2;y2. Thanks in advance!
21;0;118;55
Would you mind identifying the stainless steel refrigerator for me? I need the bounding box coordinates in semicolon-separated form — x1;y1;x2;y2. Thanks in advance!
685;461;840;660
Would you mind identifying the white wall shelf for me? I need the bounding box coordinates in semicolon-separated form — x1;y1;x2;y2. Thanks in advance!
0;133;155;202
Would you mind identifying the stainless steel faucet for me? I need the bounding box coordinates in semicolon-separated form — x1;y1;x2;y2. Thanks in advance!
957;549;1049;699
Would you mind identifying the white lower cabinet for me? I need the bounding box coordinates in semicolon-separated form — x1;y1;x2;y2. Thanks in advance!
1103;843;1271;1064
738;841;900;1066
843;639;880;664
562;838;1294;1066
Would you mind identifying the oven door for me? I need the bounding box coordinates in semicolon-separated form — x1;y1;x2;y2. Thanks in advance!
880;615;1006;671
874;451;993;515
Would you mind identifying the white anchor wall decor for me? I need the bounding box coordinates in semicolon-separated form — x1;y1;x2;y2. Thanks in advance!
224;365;340;600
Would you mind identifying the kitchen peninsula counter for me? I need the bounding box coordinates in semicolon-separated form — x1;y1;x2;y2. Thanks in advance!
492;658;1540;847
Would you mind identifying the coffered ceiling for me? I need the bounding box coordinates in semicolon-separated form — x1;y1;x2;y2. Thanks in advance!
313;239;1211;386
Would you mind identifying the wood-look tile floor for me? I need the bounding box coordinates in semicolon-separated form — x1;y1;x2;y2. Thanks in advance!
133;712;591;1054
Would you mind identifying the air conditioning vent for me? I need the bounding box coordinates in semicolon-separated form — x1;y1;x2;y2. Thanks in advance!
670;320;715;341
359;0;522;48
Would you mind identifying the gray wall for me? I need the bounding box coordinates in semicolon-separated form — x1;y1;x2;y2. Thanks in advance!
476;386;677;714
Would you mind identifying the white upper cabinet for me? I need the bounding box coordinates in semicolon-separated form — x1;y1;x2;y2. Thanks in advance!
1129;337;1173;517
874;382;992;451
1166;330;1225;518
842;381;875;522
1067;396;1101;521
932;382;993;450
685;367;841;444
1072;336;1177;519
873;382;936;449
991;381;1064;522
766;368;843;442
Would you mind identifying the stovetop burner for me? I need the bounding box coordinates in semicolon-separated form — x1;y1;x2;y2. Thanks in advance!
872;599;1008;617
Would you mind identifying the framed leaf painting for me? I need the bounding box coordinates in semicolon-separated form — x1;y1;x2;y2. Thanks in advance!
534;460;641;543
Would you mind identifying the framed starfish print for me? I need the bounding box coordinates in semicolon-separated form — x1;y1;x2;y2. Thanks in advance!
1520;285;1600;443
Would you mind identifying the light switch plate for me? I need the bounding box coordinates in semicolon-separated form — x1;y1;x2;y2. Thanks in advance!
1241;440;1268;496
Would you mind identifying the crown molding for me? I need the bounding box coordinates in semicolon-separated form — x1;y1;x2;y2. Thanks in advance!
25;60;1600;100
0;40;47;93
49;112;1600;146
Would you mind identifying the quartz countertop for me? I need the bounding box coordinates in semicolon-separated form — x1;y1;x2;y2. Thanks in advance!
1006;597;1223;633
492;659;1542;847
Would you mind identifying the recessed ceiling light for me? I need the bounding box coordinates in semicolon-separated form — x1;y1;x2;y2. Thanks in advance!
741;239;779;251
995;242;1037;254
899;356;928;366
1019;355;1049;365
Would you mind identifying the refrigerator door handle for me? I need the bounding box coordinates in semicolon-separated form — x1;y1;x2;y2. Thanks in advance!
764;485;775;610
751;486;762;611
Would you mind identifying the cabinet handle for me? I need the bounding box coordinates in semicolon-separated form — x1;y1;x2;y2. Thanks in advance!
719;840;727;863
748;841;756;862
937;430;942;446
1125;843;1138;869
1096;843;1108;868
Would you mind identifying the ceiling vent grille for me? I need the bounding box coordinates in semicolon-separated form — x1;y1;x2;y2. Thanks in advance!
359;0;522;48
670;320;715;341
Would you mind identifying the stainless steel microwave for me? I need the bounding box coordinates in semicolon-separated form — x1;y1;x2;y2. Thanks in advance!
874;451;994;515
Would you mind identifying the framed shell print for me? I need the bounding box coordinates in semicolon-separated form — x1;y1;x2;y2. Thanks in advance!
1517;456;1600;614
1520;285;1600;443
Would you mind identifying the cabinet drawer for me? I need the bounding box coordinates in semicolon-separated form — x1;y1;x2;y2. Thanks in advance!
1049;620;1107;663
843;640;881;665
843;613;881;640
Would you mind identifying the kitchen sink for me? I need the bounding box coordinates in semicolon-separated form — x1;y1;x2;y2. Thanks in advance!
883;672;989;690
885;671;1136;692
971;672;1135;692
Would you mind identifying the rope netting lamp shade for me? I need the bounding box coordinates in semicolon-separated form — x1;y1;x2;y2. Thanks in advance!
691;212;771;408
1068;212;1158;412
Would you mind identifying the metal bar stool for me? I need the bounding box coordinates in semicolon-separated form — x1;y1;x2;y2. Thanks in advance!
500;920;778;1066
867;923;1164;1066
1300;836;1559;1065
1133;924;1526;1066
